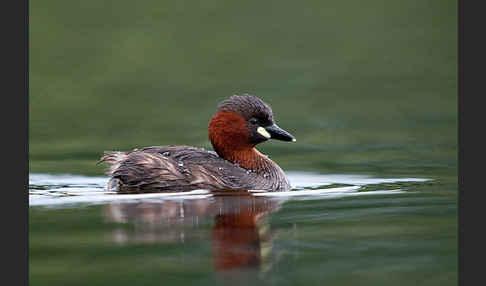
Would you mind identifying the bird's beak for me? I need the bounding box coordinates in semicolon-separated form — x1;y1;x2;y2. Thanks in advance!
264;124;296;142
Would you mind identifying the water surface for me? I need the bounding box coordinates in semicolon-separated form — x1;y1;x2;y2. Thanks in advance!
29;172;456;286
29;172;428;206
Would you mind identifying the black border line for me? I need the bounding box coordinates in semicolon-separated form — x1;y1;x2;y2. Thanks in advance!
2;0;28;285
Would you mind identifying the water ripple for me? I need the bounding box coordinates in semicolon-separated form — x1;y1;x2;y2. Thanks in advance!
29;172;430;207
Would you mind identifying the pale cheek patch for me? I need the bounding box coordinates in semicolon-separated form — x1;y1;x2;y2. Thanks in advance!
257;127;271;139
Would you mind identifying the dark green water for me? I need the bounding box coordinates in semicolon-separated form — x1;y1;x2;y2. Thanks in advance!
29;0;457;285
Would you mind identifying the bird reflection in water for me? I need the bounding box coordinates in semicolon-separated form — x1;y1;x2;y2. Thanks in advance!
102;192;285;275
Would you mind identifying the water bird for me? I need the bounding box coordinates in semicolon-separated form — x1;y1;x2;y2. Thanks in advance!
98;95;296;193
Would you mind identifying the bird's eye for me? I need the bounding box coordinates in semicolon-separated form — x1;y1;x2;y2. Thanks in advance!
249;118;258;124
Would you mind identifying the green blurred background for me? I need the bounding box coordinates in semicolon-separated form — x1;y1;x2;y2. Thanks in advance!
29;1;458;285
29;0;457;178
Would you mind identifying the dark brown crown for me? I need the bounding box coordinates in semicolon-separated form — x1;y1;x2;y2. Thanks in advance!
217;94;274;123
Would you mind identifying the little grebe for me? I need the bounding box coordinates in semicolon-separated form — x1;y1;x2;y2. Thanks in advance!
98;95;295;192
